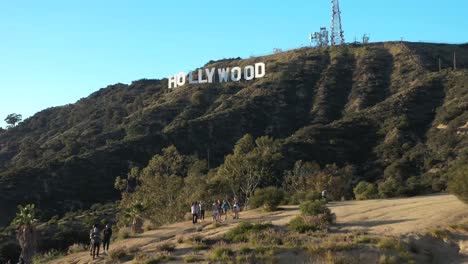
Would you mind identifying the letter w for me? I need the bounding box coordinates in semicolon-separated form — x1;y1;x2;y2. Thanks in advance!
217;68;230;83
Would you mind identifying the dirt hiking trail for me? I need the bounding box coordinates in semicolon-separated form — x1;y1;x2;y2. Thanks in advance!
50;194;468;264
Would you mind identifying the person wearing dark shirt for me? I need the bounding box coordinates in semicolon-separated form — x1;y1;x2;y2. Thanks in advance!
102;224;113;252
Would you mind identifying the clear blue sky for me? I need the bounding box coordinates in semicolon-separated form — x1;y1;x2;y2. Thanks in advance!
1;0;467;128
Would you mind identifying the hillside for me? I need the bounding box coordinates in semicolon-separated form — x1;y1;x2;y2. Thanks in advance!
0;41;467;227
49;194;468;264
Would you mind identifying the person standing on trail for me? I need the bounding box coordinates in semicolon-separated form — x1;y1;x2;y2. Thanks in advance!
217;200;222;222
191;202;199;224
199;201;205;221
102;224;112;253
90;224;101;259
232;198;240;219
222;200;229;221
321;190;328;201
212;201;219;222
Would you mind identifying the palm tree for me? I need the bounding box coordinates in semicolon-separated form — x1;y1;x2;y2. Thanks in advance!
125;201;145;233
12;204;38;264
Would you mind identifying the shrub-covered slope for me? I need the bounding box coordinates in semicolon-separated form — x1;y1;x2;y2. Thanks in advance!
0;42;467;226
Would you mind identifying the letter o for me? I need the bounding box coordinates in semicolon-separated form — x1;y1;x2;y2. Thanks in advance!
176;72;186;86
244;65;255;81
231;67;241;82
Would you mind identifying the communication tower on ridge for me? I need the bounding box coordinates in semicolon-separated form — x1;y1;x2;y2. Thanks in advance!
331;0;345;45
310;27;329;47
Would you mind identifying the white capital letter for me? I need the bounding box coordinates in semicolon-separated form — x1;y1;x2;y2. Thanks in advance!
244;65;255;81
206;68;215;83
231;67;241;82
176;72;186;87
198;69;207;83
188;71;198;84
255;62;266;78
218;68;230;82
168;74;177;89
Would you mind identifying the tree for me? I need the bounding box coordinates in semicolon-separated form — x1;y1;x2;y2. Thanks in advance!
283;160;320;194
217;134;283;205
4;113;22;127
249;187;285;211
447;156;468;203
12;204;38;264
353;181;379;200
118;146;207;226
123;201;145;233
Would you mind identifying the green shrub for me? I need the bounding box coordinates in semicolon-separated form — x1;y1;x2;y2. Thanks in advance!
211;247;233;260
288;191;322;204
353;181;379;200
378;177;401;198
289;214;332;233
224;222;273;242
379;255;399;264
249;187;285;211
288;191;306;205
144;255;176;264
248;228;284;245
447;162;468;203
401;176;426;196
299;200;329;216
305;191;323;202
239;246;252;254
108;247;134;261
289;216;317;233
184;255;204;263
428;229;449;240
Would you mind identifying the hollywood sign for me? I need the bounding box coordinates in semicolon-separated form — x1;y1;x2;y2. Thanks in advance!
168;62;266;89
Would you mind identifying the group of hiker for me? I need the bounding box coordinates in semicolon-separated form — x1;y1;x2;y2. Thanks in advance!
88;224;113;259
190;199;240;224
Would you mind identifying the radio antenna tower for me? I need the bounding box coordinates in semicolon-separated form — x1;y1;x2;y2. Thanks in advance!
331;0;345;45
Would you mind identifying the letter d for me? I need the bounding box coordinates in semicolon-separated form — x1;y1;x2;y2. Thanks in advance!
255;62;266;78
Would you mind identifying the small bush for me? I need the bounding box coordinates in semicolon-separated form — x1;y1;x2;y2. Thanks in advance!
353;181;379;200
239;246;252;254
224;222;273;242
184;255;204;263
428;229;449;240
379;254;399;264
355;236;379;244
32;249;64;264
176;235;184;244
248;228;284;245
289;216;320;233
108;247;134;262
143;221;156;231
299;200;330;216
118;227;133;240
189;234;203;243
157;241;175;252
211;246;233;260
144;255;176;264
288;214;331;233
249;187;285;211
305;191;323;202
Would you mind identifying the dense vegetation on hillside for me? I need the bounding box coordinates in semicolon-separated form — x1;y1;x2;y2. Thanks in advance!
0;42;467;260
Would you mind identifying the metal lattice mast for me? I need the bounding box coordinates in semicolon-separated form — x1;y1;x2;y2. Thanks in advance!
331;0;345;46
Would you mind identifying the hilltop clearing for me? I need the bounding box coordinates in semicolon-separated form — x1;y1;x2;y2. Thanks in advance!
49;194;468;264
